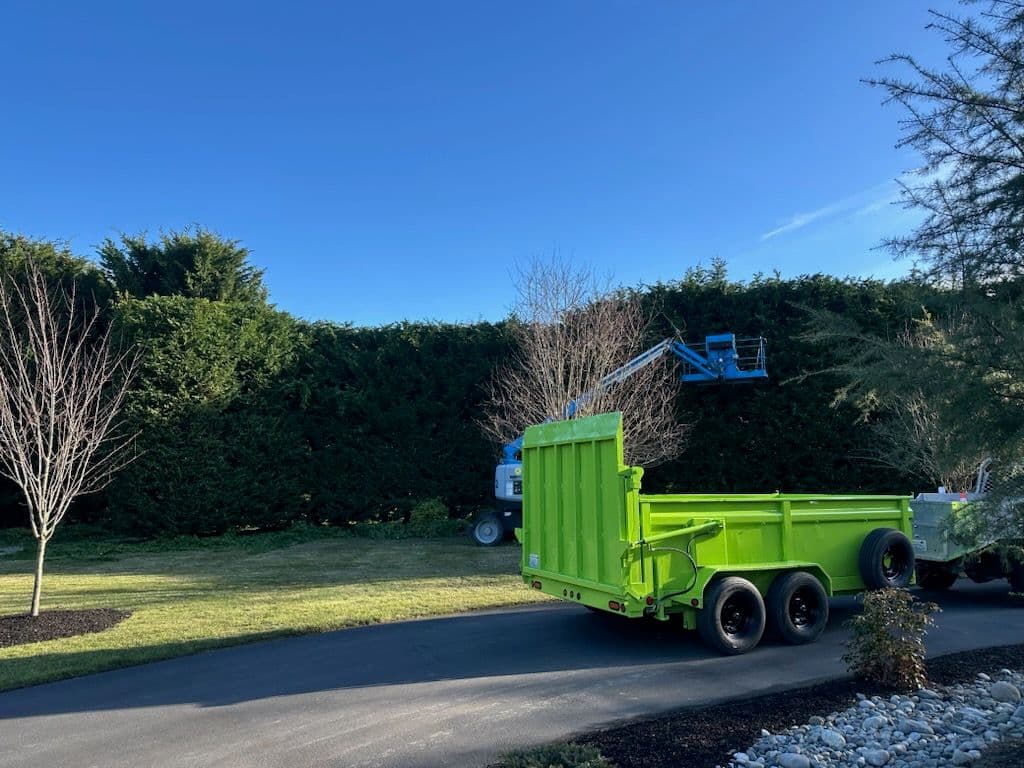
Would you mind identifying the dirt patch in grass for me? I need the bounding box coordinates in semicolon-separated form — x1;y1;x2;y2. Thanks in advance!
0;609;130;648
579;644;1024;768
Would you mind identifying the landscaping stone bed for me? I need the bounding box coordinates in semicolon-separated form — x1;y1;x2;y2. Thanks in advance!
723;670;1023;768
580;644;1024;768
0;609;130;648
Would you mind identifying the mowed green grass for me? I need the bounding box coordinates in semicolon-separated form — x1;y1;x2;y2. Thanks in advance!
0;530;549;691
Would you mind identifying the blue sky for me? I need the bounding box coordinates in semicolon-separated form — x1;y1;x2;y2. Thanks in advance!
1;1;960;326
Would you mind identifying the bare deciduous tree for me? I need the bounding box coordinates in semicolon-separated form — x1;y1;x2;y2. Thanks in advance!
871;393;989;493
0;261;139;616
483;258;689;467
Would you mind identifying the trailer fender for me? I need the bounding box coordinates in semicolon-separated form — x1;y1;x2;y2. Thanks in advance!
676;563;833;612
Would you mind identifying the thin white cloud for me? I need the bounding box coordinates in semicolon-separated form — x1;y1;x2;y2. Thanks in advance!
759;179;902;241
760;201;848;240
757;163;956;243
854;194;900;217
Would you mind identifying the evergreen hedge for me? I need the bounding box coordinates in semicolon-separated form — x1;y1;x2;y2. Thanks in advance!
0;232;936;536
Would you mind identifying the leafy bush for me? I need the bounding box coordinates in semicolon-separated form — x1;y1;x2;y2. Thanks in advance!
410;498;448;524
351;500;464;539
500;743;613;768
843;588;940;690
406;498;456;536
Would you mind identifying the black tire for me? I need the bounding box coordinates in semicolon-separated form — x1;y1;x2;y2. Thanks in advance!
697;576;766;655
471;512;503;546
859;528;916;590
766;571;829;645
916;562;958;591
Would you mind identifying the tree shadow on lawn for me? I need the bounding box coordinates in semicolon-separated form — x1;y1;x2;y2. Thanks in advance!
6;538;528;591
0;582;1019;721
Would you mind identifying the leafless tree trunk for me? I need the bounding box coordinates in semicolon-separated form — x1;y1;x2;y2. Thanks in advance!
0;260;139;616
482;258;689;467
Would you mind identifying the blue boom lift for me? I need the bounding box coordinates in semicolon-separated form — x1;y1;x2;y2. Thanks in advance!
471;333;768;545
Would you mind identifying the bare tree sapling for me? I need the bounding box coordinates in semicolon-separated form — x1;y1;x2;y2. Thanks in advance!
0;260;139;616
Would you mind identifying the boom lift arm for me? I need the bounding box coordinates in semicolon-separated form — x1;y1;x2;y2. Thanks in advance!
470;333;767;546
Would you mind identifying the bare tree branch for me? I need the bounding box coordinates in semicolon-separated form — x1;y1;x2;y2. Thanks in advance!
0;259;140;616
481;258;689;467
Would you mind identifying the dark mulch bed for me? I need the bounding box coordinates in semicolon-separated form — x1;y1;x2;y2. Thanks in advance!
580;644;1024;768
0;608;130;648
974;738;1024;768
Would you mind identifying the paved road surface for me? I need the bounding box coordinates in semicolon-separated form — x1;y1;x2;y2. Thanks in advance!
0;582;1021;768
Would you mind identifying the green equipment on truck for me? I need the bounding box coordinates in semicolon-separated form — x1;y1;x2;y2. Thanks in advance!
519;412;916;655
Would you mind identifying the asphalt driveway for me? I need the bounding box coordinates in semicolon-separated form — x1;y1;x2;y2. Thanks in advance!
0;581;1021;768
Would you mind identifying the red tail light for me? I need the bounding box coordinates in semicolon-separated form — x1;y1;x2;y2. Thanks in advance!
608;601;621;611
531;580;542;590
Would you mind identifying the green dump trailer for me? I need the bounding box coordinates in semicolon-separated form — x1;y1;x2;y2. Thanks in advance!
520;413;916;654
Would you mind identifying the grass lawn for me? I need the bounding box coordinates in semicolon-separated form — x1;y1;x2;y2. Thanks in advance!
0;527;549;691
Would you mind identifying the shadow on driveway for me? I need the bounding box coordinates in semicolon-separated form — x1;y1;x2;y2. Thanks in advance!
0;581;1019;720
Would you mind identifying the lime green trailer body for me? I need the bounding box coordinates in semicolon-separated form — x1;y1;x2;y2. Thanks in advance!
520;413;913;651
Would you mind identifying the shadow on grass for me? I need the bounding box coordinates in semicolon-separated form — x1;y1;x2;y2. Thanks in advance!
1;537;526;592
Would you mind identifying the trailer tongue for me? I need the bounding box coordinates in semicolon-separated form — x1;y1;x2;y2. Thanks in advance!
520;412;916;654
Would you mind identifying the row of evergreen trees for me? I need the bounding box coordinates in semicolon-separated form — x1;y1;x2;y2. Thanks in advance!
0;228;936;536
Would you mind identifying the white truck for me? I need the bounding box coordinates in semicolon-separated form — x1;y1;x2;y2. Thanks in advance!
912;460;1024;592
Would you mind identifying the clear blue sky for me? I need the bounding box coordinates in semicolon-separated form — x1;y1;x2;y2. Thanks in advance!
1;1;960;326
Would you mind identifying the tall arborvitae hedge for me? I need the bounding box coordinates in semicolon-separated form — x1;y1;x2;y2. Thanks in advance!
641;271;932;496
0;231;938;536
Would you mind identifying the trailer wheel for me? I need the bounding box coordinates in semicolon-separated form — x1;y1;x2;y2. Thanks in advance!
471;512;503;546
859;528;915;590
697;577;765;655
766;571;829;645
916;562;958;591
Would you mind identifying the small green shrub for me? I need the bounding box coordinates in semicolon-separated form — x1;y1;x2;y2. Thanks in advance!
500;743;613;768
843;587;939;690
408;498;463;537
351;511;465;540
410;498;448;524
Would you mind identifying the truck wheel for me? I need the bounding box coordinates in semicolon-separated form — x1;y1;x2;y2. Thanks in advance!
916;562;958;591
697;577;765;655
471;513;503;546
859;528;915;590
766;571;829;645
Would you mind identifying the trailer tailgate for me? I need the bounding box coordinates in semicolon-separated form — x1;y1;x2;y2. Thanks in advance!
520;413;639;600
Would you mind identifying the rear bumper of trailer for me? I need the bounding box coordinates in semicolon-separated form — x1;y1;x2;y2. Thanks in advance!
523;569;646;618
